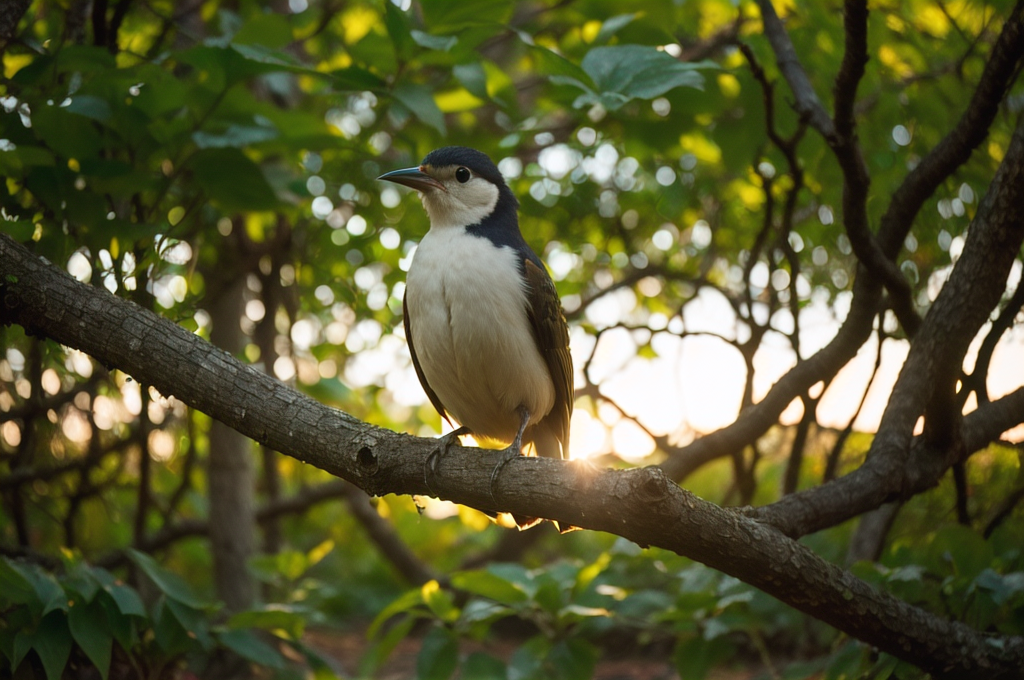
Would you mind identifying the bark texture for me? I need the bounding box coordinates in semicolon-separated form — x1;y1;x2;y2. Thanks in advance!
207;279;257;613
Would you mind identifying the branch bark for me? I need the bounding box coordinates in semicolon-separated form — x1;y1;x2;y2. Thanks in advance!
661;0;1024;483
2;235;1024;678
754;114;1024;537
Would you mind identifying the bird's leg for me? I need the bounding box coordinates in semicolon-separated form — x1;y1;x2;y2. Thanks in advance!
424;425;473;492
489;406;531;506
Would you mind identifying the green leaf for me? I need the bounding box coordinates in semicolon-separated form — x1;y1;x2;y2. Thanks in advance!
458;599;513;630
152;598;195;656
96;592;139;652
188;147;279;212
384;1;415;59
367;587;424;640
68;598;112;680
565;45;712;111
416;626;458;680
533;578;563;615
166;598;214;650
192;122;279;149
17;562;67;618
826;641;869;679
0;558;36;607
453;63;489;100
2;146;56;171
63;564;101;604
126;549;212;609
928;525;994;580
17;611;73;680
55;45;116;74
973;569;1024;606
232;13;293;49
103;581;148;618
392;83;446;135
217;629;285;669
557;604;611;625
673;635;735;680
422;581;459;622
331;65;386;91
228;605;306;639
507;635;550;680
486;563;538;599
32;106;102;159
229;43;316;76
461;651;506;680
360;614;416;677
549;639;598;680
64;95;112;123
529;44;590;82
451;570;529;605
594;14;636;43
421;0;512;32
411;30;458;52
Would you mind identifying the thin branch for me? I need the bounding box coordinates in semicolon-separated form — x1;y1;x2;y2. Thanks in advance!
97;480;438;587
755;0;925;334
753;0;835;140
960;278;1024;407
832;0;869;141
875;0;1024;259
823;325;886;482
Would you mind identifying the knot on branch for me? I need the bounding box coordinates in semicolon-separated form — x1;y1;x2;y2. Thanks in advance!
635;466;671;505
356;445;377;475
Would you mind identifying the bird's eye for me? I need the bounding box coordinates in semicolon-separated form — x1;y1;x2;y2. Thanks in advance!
455;167;471;183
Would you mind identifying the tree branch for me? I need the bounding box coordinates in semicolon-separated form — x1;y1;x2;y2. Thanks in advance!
2;238;1024;678
753;115;1024;537
875;0;1024;258
756;0;922;334
753;0;835;140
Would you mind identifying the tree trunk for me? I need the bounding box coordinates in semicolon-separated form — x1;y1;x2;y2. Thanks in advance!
207;279;256;613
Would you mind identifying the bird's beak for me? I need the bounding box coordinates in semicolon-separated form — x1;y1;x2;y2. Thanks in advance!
377;166;446;193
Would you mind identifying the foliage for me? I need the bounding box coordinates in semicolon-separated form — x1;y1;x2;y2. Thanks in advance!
1;0;1023;677
366;523;1024;680
0;550;325;678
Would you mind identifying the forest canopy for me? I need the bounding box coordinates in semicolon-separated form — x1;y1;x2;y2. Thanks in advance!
1;0;1023;679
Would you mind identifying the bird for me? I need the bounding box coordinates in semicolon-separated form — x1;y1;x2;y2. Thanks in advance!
378;146;573;504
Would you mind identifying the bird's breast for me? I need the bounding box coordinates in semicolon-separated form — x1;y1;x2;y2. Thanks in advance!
405;228;555;443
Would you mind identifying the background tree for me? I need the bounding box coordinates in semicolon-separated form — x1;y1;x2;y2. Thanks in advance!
1;0;1023;679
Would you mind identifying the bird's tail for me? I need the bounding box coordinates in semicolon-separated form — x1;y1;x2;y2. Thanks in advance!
527;424;565;459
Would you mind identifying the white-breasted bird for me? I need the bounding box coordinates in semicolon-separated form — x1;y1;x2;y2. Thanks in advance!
378;146;573;491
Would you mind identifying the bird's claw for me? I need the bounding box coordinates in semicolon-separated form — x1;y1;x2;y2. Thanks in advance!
488;445;523;508
423;426;472;496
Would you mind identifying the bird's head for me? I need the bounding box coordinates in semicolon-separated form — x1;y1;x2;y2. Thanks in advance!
378;146;516;229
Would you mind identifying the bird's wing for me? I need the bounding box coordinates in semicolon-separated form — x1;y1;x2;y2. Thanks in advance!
403;294;452;425
523;258;573;459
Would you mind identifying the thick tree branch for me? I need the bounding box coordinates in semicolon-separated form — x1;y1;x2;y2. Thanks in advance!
666;0;1024;485
3;235;1024;678
753;115;1024;537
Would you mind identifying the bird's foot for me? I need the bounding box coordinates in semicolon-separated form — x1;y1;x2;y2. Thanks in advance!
488;443;523;508
488;406;532;508
423;426;472;495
